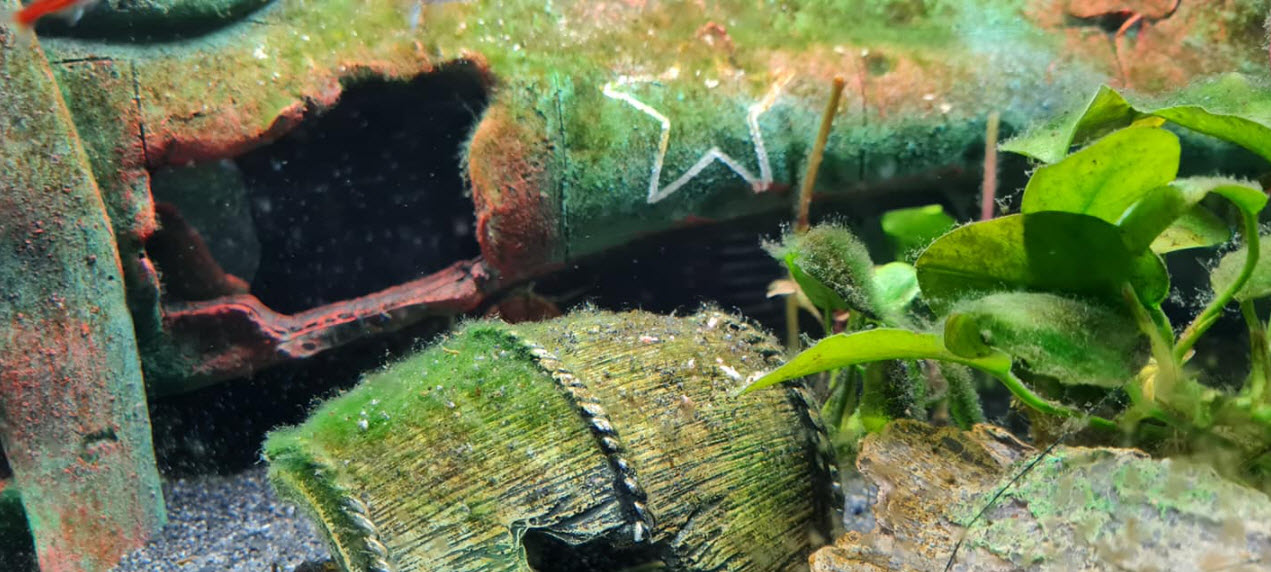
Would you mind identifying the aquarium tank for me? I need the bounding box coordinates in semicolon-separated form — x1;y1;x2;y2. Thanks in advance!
2;0;1271;570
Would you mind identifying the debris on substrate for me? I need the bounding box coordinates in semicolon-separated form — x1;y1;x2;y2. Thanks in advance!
110;468;329;572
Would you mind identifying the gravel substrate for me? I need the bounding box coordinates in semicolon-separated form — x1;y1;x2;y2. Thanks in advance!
111;466;329;572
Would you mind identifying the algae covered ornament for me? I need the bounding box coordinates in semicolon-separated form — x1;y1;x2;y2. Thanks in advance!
265;309;842;571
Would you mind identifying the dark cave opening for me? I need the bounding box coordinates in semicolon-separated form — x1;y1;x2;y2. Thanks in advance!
142;62;496;475
233;61;489;314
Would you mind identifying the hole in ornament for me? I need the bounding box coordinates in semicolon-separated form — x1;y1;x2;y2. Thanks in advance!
218;60;490;314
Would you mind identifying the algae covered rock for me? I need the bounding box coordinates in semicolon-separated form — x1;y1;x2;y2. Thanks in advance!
264;309;841;571
811;420;1271;571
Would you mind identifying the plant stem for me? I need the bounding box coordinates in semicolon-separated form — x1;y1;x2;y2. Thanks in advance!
795;76;846;234
786;76;845;351
822;368;849;428
822;366;861;430
944;362;985;428
992;368;1118;431
1123;282;1180;402
1125;284;1218;427
1175;207;1261;360
785;291;800;352
822;310;868;427
1147;304;1174;351
1241;299;1269;403
980;111;1000;221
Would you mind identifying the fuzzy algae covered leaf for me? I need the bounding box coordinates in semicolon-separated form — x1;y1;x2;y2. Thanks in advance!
914;213;1168;313
945;292;1146;388
265;309;840;571
1152;105;1271;164
1205;178;1270;215
773;223;880;316
785;252;849;313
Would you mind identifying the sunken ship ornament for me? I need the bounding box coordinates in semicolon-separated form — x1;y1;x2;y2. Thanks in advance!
265;309;842;571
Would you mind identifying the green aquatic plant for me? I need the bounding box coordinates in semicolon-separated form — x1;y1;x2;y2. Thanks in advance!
747;79;1271;486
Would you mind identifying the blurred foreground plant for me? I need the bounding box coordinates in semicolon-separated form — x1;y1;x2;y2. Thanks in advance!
750;77;1271;488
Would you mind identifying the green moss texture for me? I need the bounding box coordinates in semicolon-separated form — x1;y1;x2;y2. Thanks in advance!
266;309;838;571
36;0;1267;278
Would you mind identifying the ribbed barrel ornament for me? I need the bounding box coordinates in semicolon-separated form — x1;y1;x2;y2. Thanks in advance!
265;309;841;571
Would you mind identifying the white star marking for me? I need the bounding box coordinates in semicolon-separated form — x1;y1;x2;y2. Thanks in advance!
602;75;790;204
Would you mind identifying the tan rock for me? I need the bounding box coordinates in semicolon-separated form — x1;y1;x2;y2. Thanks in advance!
813;420;1271;571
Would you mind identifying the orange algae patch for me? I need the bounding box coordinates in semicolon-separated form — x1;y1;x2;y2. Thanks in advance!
467;103;562;282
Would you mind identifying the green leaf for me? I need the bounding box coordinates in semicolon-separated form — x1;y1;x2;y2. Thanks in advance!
1152;106;1271;164
1115;184;1189;253
1207;180;1269;215
1000;86;1138;164
1020;127;1180;221
1177;180;1268;301
1141;178;1264;254
872;262;919;321
1145;75;1271;164
785;252;848;313
1004;76;1271;167
880;204;956;260
774;224;880;316
914;212;1168;313
944;312;995;358
947;292;1147;388
1129;252;1170;306
740;329;1012;393
1150;205;1230;253
1118;178;1264;255
1211;234;1271;302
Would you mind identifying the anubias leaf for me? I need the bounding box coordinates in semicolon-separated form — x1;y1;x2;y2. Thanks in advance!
1129;177;1263;254
1020;126;1180;223
740;329;1012;394
1205;179;1269;215
775;224;880;316
872;262;919;322
914;212;1168;314
785;252;848;314
945;292;1147;388
1212;234;1271;303
1003;75;1271;166
1150;205;1229;254
1000;86;1138;164
1152;106;1271;164
1195;179;1271;300
1116;184;1190;254
880;204;956;261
